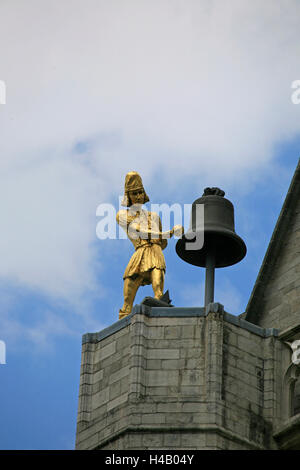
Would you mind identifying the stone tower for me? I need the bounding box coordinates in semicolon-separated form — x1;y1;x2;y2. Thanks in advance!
75;159;300;450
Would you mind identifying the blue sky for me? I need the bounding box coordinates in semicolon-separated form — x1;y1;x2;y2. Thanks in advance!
0;0;300;449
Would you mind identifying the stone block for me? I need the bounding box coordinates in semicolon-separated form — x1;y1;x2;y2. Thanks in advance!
181;369;203;386
181;432;206;447
180;345;203;359
147;339;171;348
92;386;110;409
106;392;128;412
164;326;181;339
205;433;218;447
165;412;193;425
146;370;179;387
79;382;92;396
120;376;129;394
77;431;99;450
130;413;142;425
163;433;181;447
128;433;142;448
90;403;107;422
109;380;121;401
181;325;196;338
134;403;157;414
146;386;175;396
131;355;147;368
147;326;164;339
141;413;166;424
150;317;197;326
156;402;182;413
93;369;104;383
142;433;163;448
147;348;180;360
81;363;93;375
161;359;185;369
146;359;162;369
109;365;130;385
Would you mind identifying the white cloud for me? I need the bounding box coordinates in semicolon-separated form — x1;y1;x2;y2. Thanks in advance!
0;283;107;353
0;0;299;307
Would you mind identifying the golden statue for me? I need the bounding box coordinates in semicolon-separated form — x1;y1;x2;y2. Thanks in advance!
117;171;183;320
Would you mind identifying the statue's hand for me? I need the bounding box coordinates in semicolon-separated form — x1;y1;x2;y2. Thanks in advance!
173;225;184;237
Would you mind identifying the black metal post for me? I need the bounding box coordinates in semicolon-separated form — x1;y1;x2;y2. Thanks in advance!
205;249;215;306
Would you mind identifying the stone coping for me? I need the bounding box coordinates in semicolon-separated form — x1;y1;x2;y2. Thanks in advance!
82;302;279;344
93;424;266;451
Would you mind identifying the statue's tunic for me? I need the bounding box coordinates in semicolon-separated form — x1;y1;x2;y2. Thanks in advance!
116;208;167;286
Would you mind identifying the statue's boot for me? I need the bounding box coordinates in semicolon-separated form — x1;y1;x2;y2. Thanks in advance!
119;309;129;320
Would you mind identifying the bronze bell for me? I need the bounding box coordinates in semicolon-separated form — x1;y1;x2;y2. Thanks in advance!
176;187;247;305
176;187;246;268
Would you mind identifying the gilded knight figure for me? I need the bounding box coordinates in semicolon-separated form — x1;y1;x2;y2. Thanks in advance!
117;171;183;320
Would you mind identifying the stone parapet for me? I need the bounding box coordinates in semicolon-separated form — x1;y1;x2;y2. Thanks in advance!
76;303;281;450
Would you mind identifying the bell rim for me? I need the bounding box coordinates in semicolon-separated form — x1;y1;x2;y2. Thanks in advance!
176;229;247;268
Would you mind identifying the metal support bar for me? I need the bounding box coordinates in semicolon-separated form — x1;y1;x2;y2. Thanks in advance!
205;250;215;306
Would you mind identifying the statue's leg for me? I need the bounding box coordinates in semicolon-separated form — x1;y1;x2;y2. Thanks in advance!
119;276;142;319
151;268;165;299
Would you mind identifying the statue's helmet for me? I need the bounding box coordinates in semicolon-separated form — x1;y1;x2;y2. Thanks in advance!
121;171;150;207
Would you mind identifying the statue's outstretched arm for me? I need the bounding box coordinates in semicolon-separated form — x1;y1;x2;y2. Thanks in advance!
128;222;174;240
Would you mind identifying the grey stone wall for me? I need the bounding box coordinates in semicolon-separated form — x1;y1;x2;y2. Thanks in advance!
221;322;281;449
76;304;282;450
257;207;300;331
76;324;131;449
